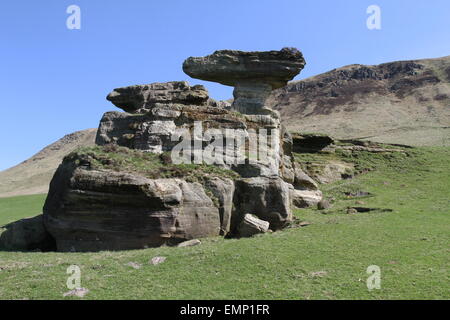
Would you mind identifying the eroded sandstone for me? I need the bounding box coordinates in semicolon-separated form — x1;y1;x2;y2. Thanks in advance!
43;160;225;251
183;48;306;115
39;48;320;251
106;81;209;113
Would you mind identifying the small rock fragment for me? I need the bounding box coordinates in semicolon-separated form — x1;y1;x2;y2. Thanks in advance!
63;288;89;298
294;167;319;191
237;214;270;237
125;262;142;269
150;256;166;265
317;199;331;210
299;221;311;227
309;271;328;278
291;189;323;208
177;239;201;247
344;191;372;198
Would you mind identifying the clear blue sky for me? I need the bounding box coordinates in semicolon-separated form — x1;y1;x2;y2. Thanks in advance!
1;0;449;170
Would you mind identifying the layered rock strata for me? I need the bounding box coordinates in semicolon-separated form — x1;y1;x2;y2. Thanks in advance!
183;48;305;115
42;48;320;251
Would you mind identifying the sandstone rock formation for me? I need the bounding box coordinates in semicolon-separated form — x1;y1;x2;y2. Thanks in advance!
41;48;321;251
182;48;318;213
0;215;55;251
290;189;323;208
177;239;201;247
294;166;320;191
106;81;209;113
183;48;305;115
43;162;225;251
232;177;291;232
290;134;411;185
237;214;270;238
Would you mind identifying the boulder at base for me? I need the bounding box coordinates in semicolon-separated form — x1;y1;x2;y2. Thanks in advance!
0;215;56;251
43;159;226;251
232;177;292;231
237;214;270;237
291;189;323;208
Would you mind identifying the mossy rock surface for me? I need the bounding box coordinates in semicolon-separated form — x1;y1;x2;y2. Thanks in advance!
65;145;239;183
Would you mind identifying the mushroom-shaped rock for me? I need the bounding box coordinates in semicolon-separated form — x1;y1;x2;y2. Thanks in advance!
183;48;305;89
183;48;306;115
106;81;209;113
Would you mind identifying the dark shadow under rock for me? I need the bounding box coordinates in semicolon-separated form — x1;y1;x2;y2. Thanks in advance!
349;207;393;213
0;215;56;252
344;191;374;198
291;133;334;153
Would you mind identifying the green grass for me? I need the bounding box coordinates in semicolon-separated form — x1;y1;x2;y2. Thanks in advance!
0;194;46;226
294;143;413;176
0;147;448;299
66;145;238;182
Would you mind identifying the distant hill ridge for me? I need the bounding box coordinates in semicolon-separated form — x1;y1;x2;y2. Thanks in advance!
0;129;96;198
267;55;450;146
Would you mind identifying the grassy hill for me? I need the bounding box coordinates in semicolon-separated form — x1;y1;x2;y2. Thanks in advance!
0;194;47;226
0;129;96;198
267;56;450;146
0;145;448;299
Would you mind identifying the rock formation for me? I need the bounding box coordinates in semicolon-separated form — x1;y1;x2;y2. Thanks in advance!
183;48;305;115
237;214;270;238
39;48;321;252
0;215;55;251
44;168;227;251
106;81;210;114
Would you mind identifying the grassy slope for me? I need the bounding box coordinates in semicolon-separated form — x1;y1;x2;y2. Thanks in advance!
0;147;448;300
0;194;47;226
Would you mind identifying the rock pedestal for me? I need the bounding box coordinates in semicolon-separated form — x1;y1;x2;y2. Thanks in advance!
231;82;273;115
183;48;306;115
